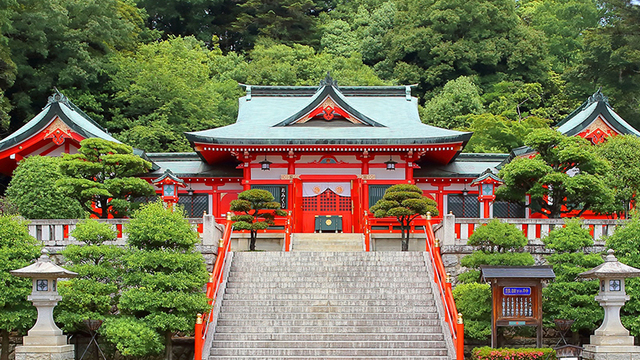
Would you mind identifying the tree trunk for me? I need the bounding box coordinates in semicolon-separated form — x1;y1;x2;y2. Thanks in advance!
165;331;173;360
401;225;409;251
250;230;257;251
1;329;9;360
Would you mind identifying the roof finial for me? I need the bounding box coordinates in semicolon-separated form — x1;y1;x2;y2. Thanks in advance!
588;87;609;106
46;87;69;107
319;72;338;88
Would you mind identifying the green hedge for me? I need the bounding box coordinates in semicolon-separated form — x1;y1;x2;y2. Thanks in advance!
472;347;556;360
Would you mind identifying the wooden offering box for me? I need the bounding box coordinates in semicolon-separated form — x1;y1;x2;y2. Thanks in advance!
481;266;555;348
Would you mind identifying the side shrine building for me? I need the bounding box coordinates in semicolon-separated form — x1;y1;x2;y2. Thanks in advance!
1;76;638;234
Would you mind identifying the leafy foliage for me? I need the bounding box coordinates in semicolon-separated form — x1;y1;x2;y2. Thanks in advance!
606;214;640;336
57;138;154;218
231;189;287;251
6;156;85;219
0;215;41;333
420;76;484;129
542;219;603;332
452;283;492;340
370;184;438;251
497;129;613;218
463;114;550;153
455;220;533;340
57;219;125;332
597;135;640;218
114;201;208;357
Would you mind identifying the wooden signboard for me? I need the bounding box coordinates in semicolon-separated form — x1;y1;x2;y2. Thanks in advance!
481;266;555;348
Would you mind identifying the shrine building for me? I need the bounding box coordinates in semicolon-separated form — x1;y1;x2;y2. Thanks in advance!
0;76;638;234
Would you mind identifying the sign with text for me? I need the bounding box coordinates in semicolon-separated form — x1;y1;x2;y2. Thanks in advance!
503;287;531;296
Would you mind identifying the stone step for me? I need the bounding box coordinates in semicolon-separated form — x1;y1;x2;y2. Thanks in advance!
210;347;448;357
218;312;439;320
226;275;431;282
225;282;431;289
216;319;440;327
222;297;436;304
213;333;445;342
224;288;431;295
229;266;428;272
211;340;446;349
214;325;444;334
219;305;438;313
211;356;448;360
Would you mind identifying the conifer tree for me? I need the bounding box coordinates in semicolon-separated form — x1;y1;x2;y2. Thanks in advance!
114;201;208;358
56;219;125;332
57;138;155;218
231;189;287;251
370;184;438;251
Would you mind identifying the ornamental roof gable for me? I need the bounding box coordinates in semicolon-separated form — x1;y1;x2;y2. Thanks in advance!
274;74;384;127
0;89;120;154
556;89;640;140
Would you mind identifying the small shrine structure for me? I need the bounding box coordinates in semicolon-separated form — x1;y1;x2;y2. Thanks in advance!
481;265;556;348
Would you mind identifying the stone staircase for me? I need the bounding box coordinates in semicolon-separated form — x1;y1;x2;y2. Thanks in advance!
290;233;364;251
207;251;451;359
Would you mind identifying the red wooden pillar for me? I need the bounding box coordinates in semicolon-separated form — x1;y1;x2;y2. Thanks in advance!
292;178;303;233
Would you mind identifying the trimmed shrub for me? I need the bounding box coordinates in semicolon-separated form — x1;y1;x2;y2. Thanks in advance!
472;347;556;360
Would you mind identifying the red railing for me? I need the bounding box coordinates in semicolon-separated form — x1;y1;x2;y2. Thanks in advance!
195;212;234;360
424;213;464;360
363;211;371;251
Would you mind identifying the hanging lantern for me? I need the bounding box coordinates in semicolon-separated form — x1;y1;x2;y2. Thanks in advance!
260;156;272;171
385;156;397;171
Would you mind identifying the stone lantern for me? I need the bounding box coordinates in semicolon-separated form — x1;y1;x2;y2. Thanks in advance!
578;249;640;360
10;249;77;360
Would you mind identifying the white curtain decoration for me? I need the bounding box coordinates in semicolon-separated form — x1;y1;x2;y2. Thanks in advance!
302;182;351;197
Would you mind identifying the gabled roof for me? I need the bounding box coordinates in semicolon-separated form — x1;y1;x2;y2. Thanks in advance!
185;76;472;148
414;153;508;178
556;89;640;137
0;90;119;153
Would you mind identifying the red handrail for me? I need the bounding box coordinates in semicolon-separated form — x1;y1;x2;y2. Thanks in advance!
195;212;234;360
363;211;371;251
424;213;464;360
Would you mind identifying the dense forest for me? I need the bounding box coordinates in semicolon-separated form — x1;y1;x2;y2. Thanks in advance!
0;0;639;153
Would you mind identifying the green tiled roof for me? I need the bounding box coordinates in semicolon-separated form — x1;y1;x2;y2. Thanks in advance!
143;152;242;178
185;80;472;146
0;91;119;153
415;153;508;177
557;90;640;137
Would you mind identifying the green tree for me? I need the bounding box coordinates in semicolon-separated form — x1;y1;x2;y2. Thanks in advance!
0;215;41;360
108;36;242;152
56;138;155;219
597;135;640;218
369;184;439;251
56;219;125;332
6;156;85;219
454;219;534;341
542;219;603;334
420;76;484;129
463;114;550;153
0;0;16;135
114;201;208;358
517;0;602;72
4;0;150;131
231;189;287;251
231;0;329;51
605;214;640;336
235;42;387;87
497;128;613;218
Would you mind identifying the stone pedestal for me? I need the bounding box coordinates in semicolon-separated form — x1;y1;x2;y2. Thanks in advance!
15;344;74;360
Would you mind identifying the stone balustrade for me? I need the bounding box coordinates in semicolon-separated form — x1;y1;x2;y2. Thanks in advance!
433;214;624;247
26;215;223;253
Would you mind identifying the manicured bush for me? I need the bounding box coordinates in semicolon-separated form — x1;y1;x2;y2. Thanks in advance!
472;346;556;360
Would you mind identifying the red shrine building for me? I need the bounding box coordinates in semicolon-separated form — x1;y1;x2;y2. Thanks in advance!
0;77;638;231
